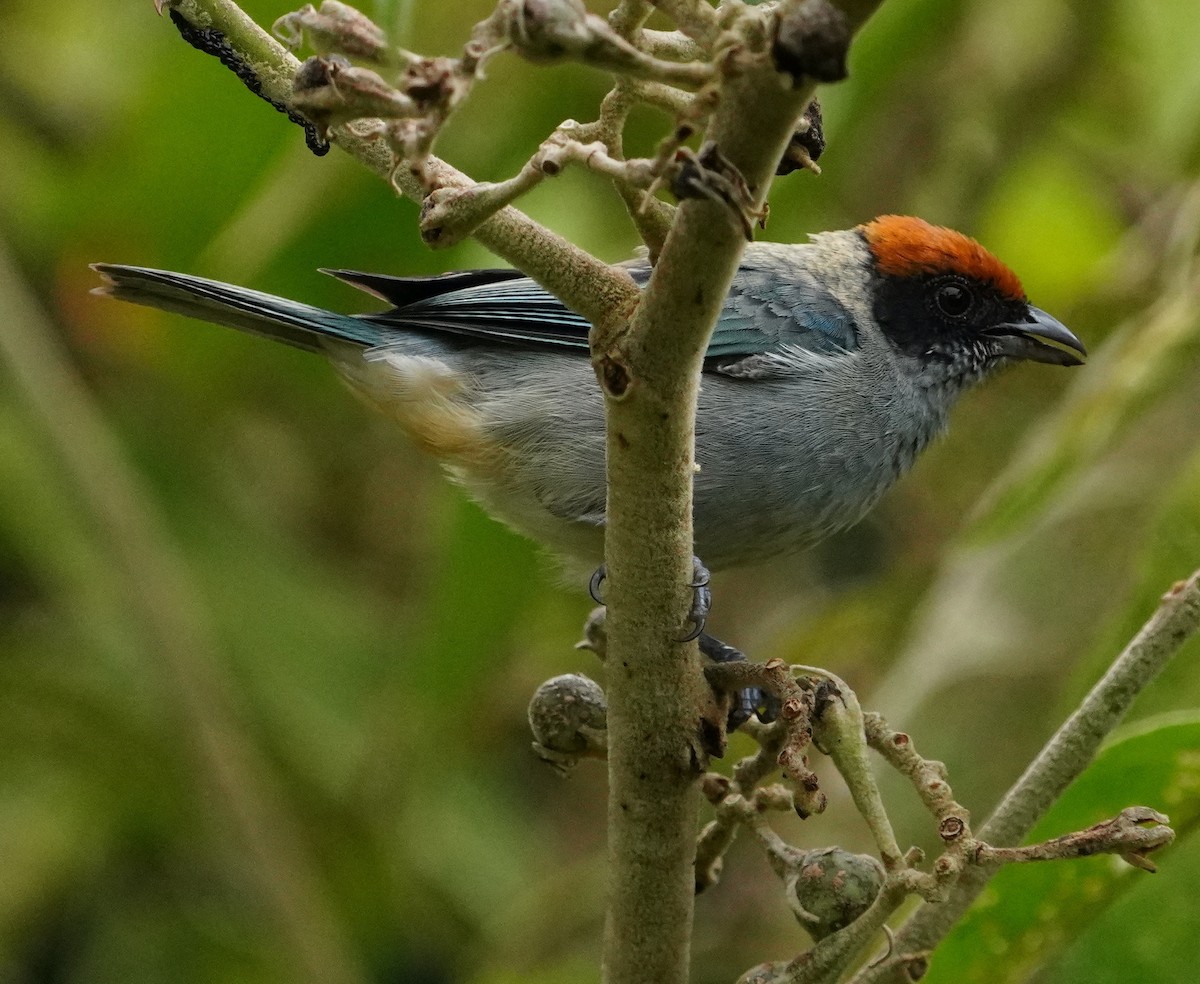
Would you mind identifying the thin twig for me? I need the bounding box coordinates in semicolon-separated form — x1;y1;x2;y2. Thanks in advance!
973;806;1174;872
640;28;705;62
864;713;970;827
810;675;903;868
172;0;638;329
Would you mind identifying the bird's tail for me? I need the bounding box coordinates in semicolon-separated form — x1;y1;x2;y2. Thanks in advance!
90;264;384;352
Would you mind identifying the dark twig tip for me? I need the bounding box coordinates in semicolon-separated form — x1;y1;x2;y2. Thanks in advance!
776;98;826;176
771;0;851;86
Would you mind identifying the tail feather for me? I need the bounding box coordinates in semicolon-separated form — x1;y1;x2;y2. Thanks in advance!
90;264;384;352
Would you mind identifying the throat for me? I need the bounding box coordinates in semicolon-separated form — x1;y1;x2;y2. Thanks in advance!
912;344;997;401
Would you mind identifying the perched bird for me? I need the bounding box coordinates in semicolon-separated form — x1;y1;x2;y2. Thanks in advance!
93;215;1084;573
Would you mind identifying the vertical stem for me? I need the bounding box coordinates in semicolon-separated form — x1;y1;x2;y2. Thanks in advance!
599;1;883;975
600;56;822;984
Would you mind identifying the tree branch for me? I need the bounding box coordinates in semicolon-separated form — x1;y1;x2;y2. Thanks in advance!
853;569;1200;983
170;0;638;329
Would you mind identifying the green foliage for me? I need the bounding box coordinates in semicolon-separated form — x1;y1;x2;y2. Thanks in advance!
927;714;1200;984
1;0;1198;982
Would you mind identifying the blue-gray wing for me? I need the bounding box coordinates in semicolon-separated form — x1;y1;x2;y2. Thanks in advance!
329;249;858;370
707;261;858;357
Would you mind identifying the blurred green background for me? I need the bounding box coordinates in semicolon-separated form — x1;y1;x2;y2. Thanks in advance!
1;0;1199;982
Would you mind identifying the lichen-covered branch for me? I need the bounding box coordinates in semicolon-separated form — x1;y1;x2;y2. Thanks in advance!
699;630;1184;984
694;699;821;895
639;27;705;62
864;713;970;826
471;0;716;87
418;130;691;250
973;806;1174;872
809;674;904;868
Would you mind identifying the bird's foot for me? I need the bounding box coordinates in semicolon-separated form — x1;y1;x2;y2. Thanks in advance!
699;632;781;731
586;562;773;735
588;556;712;643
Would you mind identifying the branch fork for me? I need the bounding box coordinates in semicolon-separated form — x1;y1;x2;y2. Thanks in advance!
699;644;1187;984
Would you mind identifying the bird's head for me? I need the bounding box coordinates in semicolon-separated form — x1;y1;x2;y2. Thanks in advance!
858;215;1085;387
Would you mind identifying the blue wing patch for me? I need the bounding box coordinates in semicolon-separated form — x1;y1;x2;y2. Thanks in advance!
706;261;858;358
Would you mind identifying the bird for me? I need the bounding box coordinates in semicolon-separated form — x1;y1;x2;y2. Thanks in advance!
93;215;1085;575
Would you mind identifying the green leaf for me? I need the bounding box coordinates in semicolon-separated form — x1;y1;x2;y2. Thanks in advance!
926;713;1200;984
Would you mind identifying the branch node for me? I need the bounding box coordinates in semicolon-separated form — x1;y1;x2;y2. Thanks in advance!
702;772;732;804
291;55;417;140
477;0;715;86
273;1;402;65
597;354;633;398
666;141;765;239
575;606;609;659
649;0;720;47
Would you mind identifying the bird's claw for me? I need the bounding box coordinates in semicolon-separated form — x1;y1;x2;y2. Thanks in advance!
589;558;712;642
588;564;606;604
679;557;712;642
587;561;774;738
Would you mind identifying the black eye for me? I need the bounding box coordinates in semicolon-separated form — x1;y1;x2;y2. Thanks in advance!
934;281;974;319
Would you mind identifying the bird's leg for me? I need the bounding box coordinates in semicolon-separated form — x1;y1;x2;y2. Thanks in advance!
698;633;781;730
588;559;774;732
588;556;712;641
